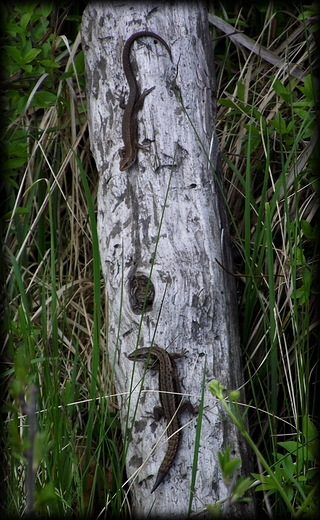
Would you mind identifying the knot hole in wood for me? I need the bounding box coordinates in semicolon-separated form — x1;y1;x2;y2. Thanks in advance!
129;274;155;314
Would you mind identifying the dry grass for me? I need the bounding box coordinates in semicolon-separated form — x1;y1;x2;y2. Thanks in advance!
211;3;318;433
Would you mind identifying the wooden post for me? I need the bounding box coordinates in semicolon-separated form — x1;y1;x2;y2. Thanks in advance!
82;2;254;517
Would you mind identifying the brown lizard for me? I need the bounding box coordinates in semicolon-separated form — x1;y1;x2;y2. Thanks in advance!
119;31;172;171
128;345;196;493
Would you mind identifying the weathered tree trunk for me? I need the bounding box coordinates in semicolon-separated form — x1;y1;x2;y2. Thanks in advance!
82;1;254;517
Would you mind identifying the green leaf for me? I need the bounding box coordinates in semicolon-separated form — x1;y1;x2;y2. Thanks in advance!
223;18;248;26
207;502;223;517
4;45;22;65
302;415;319;461
224;458;241;480
306;467;320;480
74;50;84;74
282;454;296;476
255;480;279;492
59;71;74;81
30;91;57;108
23;1;38;14
218;447;242;482
293;108;311;120
5;23;26;35
6;141;28;157
278;441;304;454
294;247;306;266
298;7;318;20
302;267;312;291
7;207;31;217
23;48;41;64
2;157;28;170
20;12;32;31
218;99;248;114
34;481;57;510
13;346;30;386
243;125;262;150
237;81;245;102
252;473;276;486
272;77;291;103
37;2;53;18
292;267;312;305
218;99;238;109
309;22;320;33
283;484;294;502
8;419;25;453
33;432;49;471
33;19;50;40
218;447;229;468
39;59;61;69
297;74;316;101
17;94;29;115
277;442;311;470
269;113;287;134
1;174;19;189
21;64;32;73
274;462;286;481
293;100;314;108
232;476;253;501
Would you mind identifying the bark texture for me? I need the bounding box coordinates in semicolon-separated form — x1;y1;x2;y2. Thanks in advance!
82;1;254;517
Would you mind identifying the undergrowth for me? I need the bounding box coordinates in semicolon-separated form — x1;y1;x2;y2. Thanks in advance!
210;3;319;517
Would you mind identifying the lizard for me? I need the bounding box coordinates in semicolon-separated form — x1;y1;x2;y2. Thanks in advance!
128;345;196;493
119;31;172;171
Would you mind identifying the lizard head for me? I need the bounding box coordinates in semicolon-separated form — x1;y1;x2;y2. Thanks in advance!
119;153;137;171
127;346;160;368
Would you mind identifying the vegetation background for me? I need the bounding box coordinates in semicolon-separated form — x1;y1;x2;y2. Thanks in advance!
1;2;318;518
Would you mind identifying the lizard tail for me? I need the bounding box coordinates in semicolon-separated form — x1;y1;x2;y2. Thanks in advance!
150;470;166;493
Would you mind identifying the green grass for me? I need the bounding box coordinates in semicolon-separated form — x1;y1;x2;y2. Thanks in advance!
1;2;318;518
210;4;318;516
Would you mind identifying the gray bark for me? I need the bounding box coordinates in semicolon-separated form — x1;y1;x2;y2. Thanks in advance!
82;1;254;518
